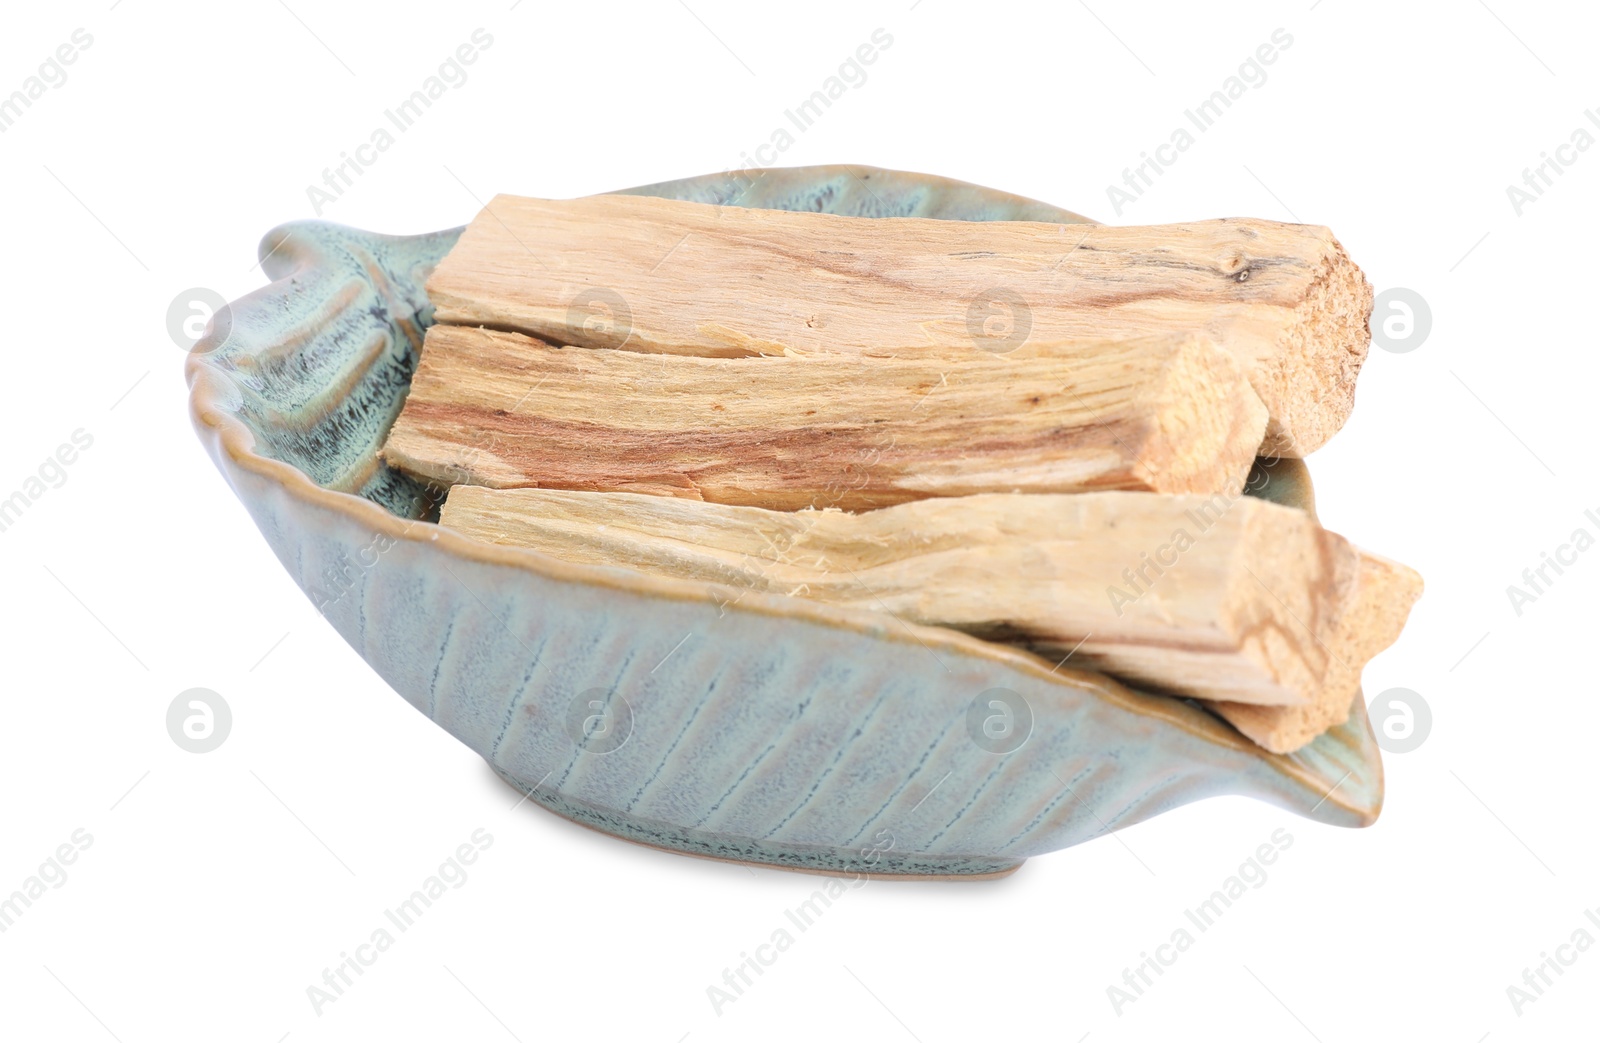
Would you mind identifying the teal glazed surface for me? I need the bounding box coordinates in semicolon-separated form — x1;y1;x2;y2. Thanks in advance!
187;165;1383;878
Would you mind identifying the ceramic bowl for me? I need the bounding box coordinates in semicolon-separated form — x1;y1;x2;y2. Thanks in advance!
187;165;1382;878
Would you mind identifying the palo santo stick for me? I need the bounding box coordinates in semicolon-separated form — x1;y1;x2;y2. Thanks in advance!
425;193;1373;456
381;324;1269;507
438;486;1420;729
1206;550;1423;753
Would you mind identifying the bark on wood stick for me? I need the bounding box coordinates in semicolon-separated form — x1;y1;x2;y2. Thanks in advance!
381;324;1269;508
424;193;1372;456
437;485;1421;738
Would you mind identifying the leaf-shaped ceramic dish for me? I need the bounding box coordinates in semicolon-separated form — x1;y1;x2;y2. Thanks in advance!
187;165;1382;878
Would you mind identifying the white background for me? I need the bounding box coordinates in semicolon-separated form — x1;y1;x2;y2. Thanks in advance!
2;1;1595;1039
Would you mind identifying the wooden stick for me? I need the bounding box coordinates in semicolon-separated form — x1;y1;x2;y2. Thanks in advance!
1206;550;1423;753
425;193;1372;456
381;324;1269;507
437;485;1420;740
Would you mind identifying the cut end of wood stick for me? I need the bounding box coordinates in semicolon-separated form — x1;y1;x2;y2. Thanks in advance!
1032;493;1372;711
1204;548;1423;753
1133;333;1270;495
1257;230;1374;457
381;324;1268;506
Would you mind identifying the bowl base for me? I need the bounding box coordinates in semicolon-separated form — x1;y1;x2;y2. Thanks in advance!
490;765;1024;880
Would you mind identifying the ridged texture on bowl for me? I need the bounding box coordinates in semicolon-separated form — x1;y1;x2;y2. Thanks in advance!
187;165;1381;873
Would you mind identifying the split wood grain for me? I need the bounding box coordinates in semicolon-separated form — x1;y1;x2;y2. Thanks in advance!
437;485;1422;751
425;193;1373;457
381;324;1270;508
